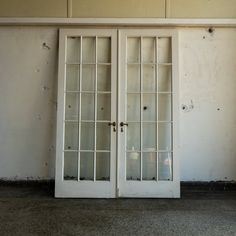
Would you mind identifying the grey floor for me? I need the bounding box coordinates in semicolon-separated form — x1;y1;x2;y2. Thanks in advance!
0;184;236;236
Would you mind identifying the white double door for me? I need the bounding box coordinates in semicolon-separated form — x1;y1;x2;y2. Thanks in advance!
55;29;180;198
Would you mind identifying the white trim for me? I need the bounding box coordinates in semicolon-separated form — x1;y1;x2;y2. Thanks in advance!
0;18;236;27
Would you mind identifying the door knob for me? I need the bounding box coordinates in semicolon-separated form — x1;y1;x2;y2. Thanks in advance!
108;122;116;132
120;122;128;132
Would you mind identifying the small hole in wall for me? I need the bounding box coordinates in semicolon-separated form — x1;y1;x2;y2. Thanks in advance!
208;27;214;34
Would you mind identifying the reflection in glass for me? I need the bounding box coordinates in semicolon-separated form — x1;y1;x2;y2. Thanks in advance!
142;37;155;63
142;152;157;180
143;64;156;92
127;37;140;63
96;152;110;181
97;94;111;121
97;65;111;91
81;93;94;120
67;37;80;63
158;66;172;92
143;94;156;121
142;123;156;151
97;37;111;63
158;123;172;151
65;93;79;120
82;65;95;91
66;65;80;91
158;37;172;63
64;152;78;180
127;94;140;121
158;94;172;121
127;123;140;151
96;123;110;150
64;122;78;150
126;152;141;180
80;152;94;180
158;152;172;181
82;37;95;63
80;122;94;150
127;64;140;92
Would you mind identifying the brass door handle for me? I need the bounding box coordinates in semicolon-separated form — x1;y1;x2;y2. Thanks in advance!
108;122;116;132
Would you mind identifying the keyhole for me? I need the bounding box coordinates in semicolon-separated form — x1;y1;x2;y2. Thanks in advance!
143;106;148;110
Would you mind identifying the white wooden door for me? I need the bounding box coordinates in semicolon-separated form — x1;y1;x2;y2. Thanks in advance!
55;29;117;198
55;28;179;198
118;29;180;198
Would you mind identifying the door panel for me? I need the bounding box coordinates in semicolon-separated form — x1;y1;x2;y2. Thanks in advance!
118;29;180;198
55;29;117;198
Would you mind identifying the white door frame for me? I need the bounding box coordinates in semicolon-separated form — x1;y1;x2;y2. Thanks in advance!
55;29;117;198
55;28;180;198
118;29;180;198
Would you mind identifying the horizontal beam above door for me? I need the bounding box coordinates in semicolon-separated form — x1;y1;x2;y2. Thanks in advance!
0;18;236;27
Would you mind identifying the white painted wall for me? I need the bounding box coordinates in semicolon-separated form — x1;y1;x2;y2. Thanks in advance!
0;26;235;181
0;27;58;180
179;28;236;181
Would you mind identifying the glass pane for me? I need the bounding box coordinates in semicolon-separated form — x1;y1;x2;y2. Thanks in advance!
64;152;78;180
127;37;140;63
96;152;110;181
97;65;111;91
158;66;172;92
142;37;155;63
64;122;78;150
143;64;156;92
127;64;140;92
142;123;156;151
65;93;79;120
82;65;95;91
97;94;111;121
82;37;95;63
158;94;172;121
97;37;111;63
81;93;94;120
80;152;94;180
67;37;80;63
142;152;157;180
158;152;172;181
96;123;110;150
158;123;172;151
66;65;80;91
126;152;141;180
143;94;156;121
80;122;94;150
158;37;172;63
127;94;140;121
127;123;140;151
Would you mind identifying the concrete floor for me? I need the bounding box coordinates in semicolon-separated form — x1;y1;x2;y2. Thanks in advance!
0;184;236;236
